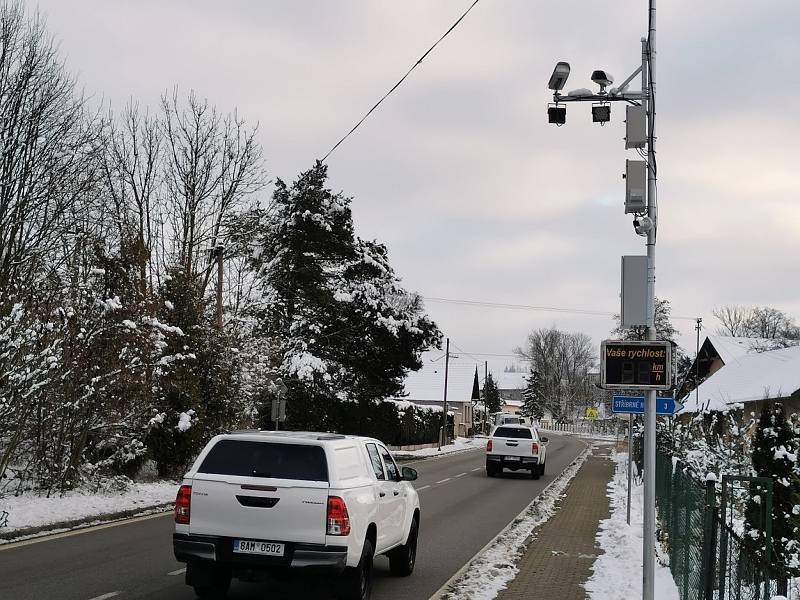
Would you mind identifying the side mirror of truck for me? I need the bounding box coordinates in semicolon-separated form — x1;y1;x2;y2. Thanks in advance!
401;467;418;481
541;437;549;443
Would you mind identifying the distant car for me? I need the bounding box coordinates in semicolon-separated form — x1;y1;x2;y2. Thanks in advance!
486;424;548;479
173;431;421;600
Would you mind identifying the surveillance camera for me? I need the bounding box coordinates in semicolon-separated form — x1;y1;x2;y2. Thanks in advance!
548;61;571;92
591;69;614;92
633;216;654;236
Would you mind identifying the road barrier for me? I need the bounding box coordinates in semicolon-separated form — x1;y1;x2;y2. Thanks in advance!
539;420;617;437
655;450;796;600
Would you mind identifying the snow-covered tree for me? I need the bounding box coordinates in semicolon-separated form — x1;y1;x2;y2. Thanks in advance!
248;162;440;430
483;373;502;415
521;369;545;420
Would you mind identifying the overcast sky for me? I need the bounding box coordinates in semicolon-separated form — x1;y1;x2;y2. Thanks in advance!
32;0;800;374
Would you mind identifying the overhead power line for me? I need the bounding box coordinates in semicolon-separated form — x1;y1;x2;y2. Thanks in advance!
421;295;700;322
320;0;483;162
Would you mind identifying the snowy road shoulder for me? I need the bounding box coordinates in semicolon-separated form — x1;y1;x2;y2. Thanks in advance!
0;481;178;543
431;444;591;599
584;451;679;600
391;436;482;461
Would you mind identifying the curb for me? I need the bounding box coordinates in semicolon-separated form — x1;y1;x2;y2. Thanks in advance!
429;439;591;600
0;502;174;545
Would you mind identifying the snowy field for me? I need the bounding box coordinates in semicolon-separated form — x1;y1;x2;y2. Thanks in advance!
584;451;679;600
434;447;591;599
0;481;178;538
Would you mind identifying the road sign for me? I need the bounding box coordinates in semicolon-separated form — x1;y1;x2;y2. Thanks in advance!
601;340;672;391
611;395;684;415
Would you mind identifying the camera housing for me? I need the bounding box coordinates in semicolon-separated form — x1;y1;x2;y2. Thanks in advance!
633;216;654;236
591;69;614;92
548;62;571;92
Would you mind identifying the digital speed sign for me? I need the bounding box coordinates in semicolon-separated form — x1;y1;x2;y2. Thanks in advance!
600;340;673;391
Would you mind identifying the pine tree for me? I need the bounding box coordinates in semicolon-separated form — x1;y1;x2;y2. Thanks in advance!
522;369;545;420
747;403;797;589
483;373;502;414
250;162;440;430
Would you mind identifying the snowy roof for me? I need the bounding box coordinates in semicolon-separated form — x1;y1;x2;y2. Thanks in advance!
704;335;770;366
396;354;479;404
679;344;800;413
496;371;529;390
504;399;524;407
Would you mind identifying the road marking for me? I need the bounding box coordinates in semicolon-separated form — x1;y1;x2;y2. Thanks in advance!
168;567;187;576
472;467;482;472
435;478;451;484
416;485;431;491
0;511;172;552
87;592;121;600
455;472;467;478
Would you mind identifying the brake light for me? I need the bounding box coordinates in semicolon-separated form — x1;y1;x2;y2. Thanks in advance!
532;442;539;454
327;496;351;536
175;485;191;524
486;439;493;452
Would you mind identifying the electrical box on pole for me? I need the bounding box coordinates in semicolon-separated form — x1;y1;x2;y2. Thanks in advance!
621;255;648;328
624;159;647;213
625;105;647;148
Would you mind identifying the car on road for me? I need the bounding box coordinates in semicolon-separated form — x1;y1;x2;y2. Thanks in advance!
485;424;548;479
173;430;421;600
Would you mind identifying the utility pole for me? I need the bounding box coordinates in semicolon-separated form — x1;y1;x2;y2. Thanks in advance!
483;360;488;435
215;245;224;330
695;317;702;408
545;2;659;597
642;3;657;597
439;338;451;450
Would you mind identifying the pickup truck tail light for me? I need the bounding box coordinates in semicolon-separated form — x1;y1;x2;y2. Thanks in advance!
327;496;351;536
532;442;539;455
175;485;191;524
486;439;493;452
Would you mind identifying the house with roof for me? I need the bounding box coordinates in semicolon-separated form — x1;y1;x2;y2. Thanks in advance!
391;354;478;437
496;371;529;415
678;337;800;416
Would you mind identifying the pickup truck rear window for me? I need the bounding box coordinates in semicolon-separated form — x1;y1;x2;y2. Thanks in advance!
493;427;533;439
198;440;328;482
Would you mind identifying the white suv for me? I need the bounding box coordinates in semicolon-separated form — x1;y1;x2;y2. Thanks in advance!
173;431;421;600
486;424;548;479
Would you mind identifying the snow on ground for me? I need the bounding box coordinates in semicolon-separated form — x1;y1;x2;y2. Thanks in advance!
436;448;591;599
0;481;178;537
584;451;679;600
392;436;480;460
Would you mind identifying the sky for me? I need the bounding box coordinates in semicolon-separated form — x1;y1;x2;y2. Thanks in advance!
31;0;800;375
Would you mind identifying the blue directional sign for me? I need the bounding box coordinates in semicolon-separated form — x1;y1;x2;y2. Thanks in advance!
611;395;684;416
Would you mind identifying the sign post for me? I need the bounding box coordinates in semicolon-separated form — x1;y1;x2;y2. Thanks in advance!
627;413;633;525
272;379;288;431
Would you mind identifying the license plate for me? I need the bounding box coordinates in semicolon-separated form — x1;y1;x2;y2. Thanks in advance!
505;456;521;461
233;540;285;556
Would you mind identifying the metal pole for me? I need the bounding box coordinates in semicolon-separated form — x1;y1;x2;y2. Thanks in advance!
627;412;633;525
642;0;657;596
215;245;224;330
696;318;702;407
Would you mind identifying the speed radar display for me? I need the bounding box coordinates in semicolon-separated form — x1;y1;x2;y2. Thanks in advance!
600;340;672;391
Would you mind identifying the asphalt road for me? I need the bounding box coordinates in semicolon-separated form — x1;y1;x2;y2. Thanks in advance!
0;434;586;600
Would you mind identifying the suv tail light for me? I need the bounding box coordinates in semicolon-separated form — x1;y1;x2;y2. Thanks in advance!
486;439;493;452
175;485;191;524
327;496;351;536
532;442;540;455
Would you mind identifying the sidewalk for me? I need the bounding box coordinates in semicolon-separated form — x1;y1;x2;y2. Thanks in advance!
497;446;615;600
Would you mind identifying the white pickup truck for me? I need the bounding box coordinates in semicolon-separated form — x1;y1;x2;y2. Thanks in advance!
173;431;421;600
485;424;548;479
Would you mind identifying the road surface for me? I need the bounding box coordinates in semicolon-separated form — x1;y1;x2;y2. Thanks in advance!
0;434;585;600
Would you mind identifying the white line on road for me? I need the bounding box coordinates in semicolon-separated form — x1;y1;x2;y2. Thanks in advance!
435;478;451;484
168;568;187;576
455;472;467;477
472;467;482;472
87;592;121;600
416;485;431;491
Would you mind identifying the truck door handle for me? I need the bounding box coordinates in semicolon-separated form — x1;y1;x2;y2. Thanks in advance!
393;490;400;496
379;492;386;498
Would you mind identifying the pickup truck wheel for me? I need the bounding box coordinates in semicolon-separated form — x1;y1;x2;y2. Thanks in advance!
531;467;540;480
540;461;546;476
486;463;498;477
340;538;374;600
190;570;231;599
389;519;418;576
